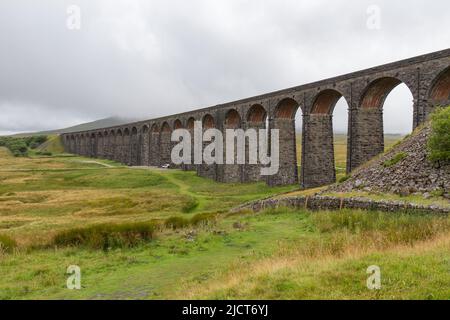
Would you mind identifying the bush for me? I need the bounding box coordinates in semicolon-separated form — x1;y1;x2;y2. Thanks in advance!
383;152;407;168
0;234;17;253
53;222;156;250
0;135;48;157
428;106;450;163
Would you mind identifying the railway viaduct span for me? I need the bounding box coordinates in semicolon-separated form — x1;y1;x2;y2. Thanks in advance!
62;49;450;188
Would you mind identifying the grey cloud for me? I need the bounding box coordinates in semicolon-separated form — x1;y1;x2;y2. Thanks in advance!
0;0;449;135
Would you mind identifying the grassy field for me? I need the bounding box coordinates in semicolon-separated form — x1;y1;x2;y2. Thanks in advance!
0;146;449;300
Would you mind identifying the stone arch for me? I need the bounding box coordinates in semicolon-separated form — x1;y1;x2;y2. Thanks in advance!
359;77;405;110
243;104;268;183
311;89;344;114
247;104;267;122
89;133;96;158
219;109;242;183
69;135;75;153
161;122;171;132
183;117;196;171
225;109;241;128
174;119;183;129
79;134;85;156
149;124;160;166
96;132;104;158
198;114;216;180
303;89;350;188
350;77;414;171
269;98;303;186
202;114;215;129
122;128;131;165
187;117;195;129
428;66;450;106
160;122;172;165
140;125;150;166
130;126;139;166
274;98;301;119
115;129;123;163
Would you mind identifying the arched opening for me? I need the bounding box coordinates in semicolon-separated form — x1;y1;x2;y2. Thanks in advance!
351;77;414;170
226;109;241;127
429;66;450;107
122;128;130;165
97;132;103;158
306;90;350;186
184;117;196;171
198;114;216;180
115;129;123;163
149;124;160;166
130;127;139;166
108;130;115;160
174;119;183;129
187;117;195;129
69;135;75;153
247;104;267;122
271;98;302;186
160;122;172;166
141;125;149;166
89;133;96;158
202;114;215;129
80;134;85;156
245;104;267;183
221;109;242;183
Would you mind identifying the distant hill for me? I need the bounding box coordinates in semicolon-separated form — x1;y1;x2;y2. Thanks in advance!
12;117;139;137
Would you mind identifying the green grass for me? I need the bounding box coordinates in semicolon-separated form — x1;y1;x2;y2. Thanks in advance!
383;152;407;168
0;146;448;300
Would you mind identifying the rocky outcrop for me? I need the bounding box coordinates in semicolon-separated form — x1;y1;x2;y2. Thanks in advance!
327;124;450;199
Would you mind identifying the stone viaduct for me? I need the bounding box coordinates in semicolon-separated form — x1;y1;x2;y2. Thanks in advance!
62;49;450;188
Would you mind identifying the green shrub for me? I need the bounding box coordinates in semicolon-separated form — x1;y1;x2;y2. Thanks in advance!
428;106;450;163
53;222;156;250
383;152;407;168
0;234;17;253
0;135;48;157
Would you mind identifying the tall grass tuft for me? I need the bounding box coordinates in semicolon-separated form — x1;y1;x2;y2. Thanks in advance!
0;234;17;253
53;222;156;250
311;210;450;248
164;216;190;230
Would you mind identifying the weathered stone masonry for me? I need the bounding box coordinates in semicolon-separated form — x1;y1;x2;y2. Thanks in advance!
62;49;450;188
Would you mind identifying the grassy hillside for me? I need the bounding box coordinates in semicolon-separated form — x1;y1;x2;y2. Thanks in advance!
12;117;138;137
34;135;65;154
0;147;448;300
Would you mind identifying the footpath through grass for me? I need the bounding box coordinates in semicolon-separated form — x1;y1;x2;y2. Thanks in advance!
0;147;448;300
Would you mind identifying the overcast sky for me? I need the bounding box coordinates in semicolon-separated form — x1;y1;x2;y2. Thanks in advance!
1;0;449;135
